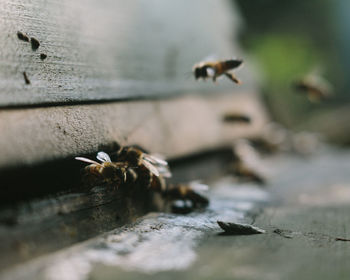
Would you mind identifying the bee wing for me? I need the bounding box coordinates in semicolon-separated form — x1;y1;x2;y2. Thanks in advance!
192;54;217;70
96;151;112;162
143;154;168;166
75;157;101;165
157;165;172;178
142;160;160;177
189;180;209;192
226;59;244;70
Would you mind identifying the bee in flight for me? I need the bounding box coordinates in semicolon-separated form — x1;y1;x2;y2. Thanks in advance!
193;58;243;84
293;74;333;102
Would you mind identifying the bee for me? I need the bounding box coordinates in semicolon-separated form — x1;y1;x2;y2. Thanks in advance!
75;152;131;187
165;181;209;214
293;74;333;102
222;113;251;124
112;146;172;187
230;161;266;185
193;59;243;83
230;141;266;185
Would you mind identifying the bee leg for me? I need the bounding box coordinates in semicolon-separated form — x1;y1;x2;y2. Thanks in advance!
150;175;166;193
136;164;152;189
225;73;241;84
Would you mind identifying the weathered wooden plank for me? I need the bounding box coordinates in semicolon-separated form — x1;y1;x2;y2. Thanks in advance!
0;92;269;170
2;149;349;280
0;150;232;271
0;0;255;107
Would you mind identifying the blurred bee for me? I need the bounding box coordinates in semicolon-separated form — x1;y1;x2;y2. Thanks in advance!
293;74;333;102
193;59;243;83
230;140;266;185
165;181;209;214
223;113;251;124
230;161;265;185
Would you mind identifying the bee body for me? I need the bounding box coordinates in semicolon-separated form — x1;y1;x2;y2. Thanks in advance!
193;59;243;83
293;75;333;102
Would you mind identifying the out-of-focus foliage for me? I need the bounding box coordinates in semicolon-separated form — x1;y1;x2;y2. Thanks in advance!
234;0;350;145
247;34;323;126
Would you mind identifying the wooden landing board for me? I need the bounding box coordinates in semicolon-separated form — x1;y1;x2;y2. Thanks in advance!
2;149;350;280
0;0;255;107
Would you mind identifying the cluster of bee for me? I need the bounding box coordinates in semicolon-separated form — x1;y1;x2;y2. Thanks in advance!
76;146;208;212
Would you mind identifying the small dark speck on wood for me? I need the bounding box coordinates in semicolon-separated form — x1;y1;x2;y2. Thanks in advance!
273;228;294;239
23;72;30;85
17;31;29;42
217;221;265;235
223;114;251;124
30;37;40;51
335;237;350;242
40;53;47;60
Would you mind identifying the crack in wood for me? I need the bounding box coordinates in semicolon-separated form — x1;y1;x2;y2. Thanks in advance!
273;227;350;243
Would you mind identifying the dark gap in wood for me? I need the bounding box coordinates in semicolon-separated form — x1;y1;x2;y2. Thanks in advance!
0;95;173;110
0;147;233;270
0;88;230;110
0;146;233;208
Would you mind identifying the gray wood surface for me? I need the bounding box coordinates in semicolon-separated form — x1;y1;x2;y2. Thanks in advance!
2;148;350;280
0;0;254;107
0;92;268;169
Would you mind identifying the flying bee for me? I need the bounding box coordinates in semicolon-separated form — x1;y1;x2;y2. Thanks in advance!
75;151;131;187
223;113;251;124
293;74;333;102
193;59;243;83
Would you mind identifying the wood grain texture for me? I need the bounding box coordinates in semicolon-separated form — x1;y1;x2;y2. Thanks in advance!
2;150;350;280
0;92;269;169
0;0;256;107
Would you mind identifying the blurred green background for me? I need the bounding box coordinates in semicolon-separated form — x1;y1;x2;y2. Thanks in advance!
233;0;350;145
